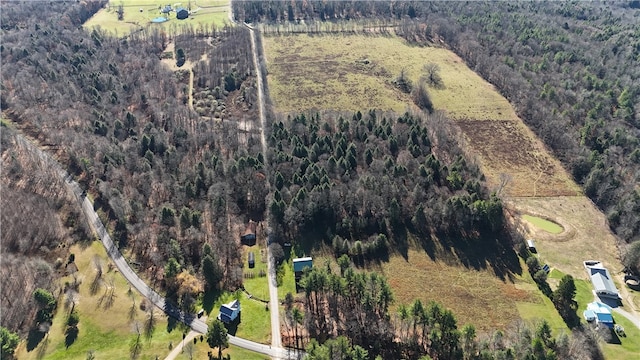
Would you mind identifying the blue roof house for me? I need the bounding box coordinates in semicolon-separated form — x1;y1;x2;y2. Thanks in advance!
584;302;614;328
293;257;313;282
218;299;241;323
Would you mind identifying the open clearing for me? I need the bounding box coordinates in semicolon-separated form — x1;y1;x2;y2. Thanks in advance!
84;0;229;35
456;120;580;197
15;241;185;360
374;249;535;332
508;196;639;317
264;33;518;120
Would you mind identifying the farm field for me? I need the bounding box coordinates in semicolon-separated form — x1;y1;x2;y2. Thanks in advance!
264;33;518;120
84;0;230;35
456;119;580;197
374;249;534;332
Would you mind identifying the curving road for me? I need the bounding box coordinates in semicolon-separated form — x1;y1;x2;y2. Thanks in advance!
11;129;290;359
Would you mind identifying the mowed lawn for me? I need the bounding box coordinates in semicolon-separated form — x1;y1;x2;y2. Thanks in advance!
264;33;518;120
15;241;185;360
84;0;230;35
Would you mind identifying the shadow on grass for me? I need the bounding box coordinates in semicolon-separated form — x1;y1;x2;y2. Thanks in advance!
224;312;241;336
64;326;79;348
26;329;47;351
608;329;622;345
426;229;523;282
202;288;222;315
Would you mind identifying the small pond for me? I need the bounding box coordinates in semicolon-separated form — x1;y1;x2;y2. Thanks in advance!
522;214;563;234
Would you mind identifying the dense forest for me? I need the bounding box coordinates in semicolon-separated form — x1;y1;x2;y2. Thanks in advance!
0;0;263;330
0;126;89;337
233;0;640;257
269;111;505;264
0;1;634;359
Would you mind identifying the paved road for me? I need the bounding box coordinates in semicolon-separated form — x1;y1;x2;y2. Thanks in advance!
12;129;290;359
613;307;640;330
245;15;283;351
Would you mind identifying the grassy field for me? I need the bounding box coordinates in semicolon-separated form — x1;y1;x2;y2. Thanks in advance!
83;0;230;35
242;244;270;302
522;214;564;234
514;262;569;334
508;197;622;280
456;119;580;197
365;249;534;332
15;241;185;360
264;33;517;120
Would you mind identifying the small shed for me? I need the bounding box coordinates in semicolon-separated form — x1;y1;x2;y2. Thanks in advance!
248;252;255;268
293;257;313;282
241;220;257;245
526;239;536;253
176;8;189;20
218;299;241;323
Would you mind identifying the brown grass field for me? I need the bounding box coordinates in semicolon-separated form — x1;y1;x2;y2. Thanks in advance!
457;120;580;197
264;33;517;120
371;249;536;332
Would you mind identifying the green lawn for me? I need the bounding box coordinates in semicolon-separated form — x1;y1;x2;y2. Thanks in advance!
83;0;230;36
522;214;564;234
514;264;568;334
208;291;271;344
15;241;184;360
242;245;270;302
278;258;298;301
208;244;272;345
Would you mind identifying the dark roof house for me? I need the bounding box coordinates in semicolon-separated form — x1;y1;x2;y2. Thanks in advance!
293;257;313;282
241;220;257;245
218;299;241;323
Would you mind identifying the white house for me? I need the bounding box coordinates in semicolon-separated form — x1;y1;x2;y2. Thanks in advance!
584;261;620;299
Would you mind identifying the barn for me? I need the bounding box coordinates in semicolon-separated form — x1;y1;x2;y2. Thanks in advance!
584;261;620;299
248;252;255;268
